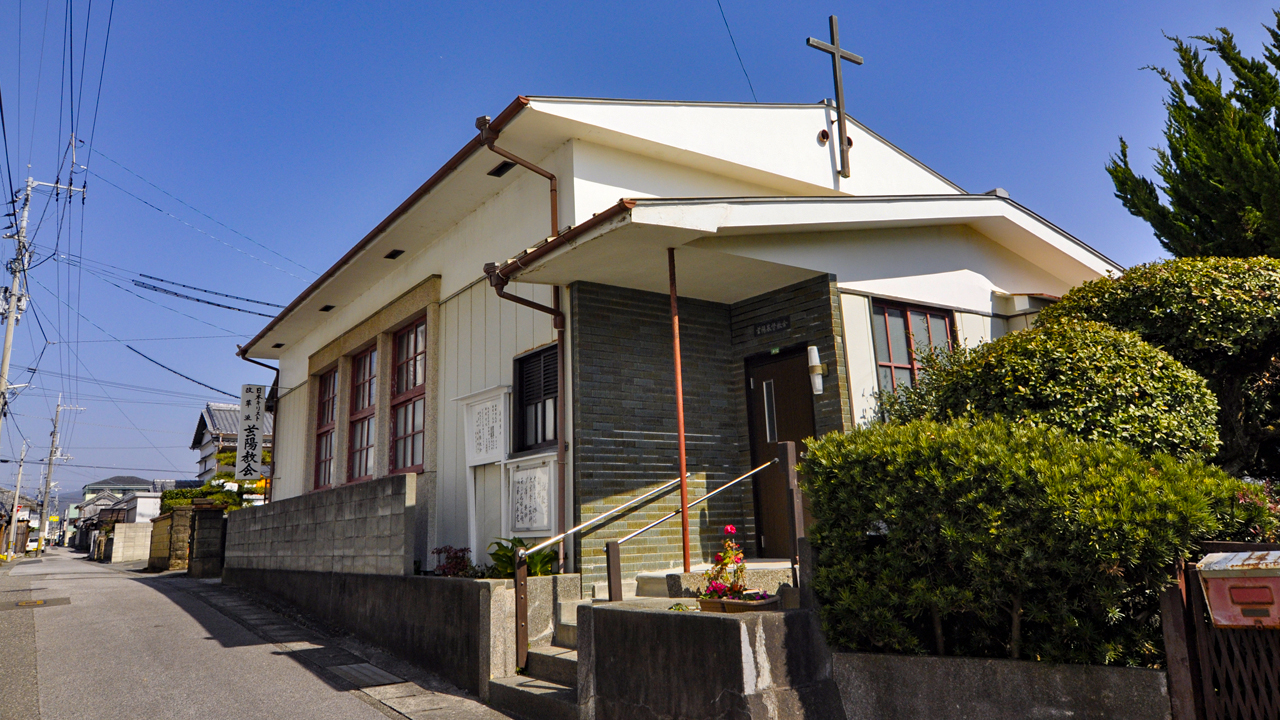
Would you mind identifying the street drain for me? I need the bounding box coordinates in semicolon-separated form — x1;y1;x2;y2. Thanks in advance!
2;597;69;610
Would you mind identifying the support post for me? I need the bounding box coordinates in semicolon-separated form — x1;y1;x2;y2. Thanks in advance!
4;443;27;558
605;541;622;602
668;248;690;574
780;442;803;592
515;550;529;670
1160;561;1199;720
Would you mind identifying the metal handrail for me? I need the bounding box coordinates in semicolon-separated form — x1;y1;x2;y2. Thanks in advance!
615;460;777;545
518;472;689;558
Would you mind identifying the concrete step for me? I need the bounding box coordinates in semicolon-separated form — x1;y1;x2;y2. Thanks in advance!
554;598;592;648
488;675;577;720
525;646;578;687
589;579;636;600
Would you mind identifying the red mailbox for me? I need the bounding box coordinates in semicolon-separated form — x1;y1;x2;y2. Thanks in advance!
1198;551;1280;629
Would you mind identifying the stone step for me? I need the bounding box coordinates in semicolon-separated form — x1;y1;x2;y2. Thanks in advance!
554;598;592;648
488;675;577;720
525;646;578;687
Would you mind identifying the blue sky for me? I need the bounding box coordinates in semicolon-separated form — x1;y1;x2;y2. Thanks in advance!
0;0;1273;498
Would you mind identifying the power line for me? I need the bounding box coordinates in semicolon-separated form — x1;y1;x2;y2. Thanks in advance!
124;346;235;398
59;334;245;344
83;0;115;162
10;413;189;435
0;458;197;474
138;274;284;308
131;279;275;318
74;267;242;334
714;0;758;102
91;149;317;275
87;169;309;279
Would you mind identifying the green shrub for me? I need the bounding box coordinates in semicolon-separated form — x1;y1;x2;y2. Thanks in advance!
800;419;1274;667
160;485;244;514
881;320;1219;459
487;537;559;577
1038;257;1280;475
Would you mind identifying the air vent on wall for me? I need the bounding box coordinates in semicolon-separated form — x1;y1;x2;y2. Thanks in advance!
271;343;285;349
488;160;517;178
384;249;405;260
319;305;335;312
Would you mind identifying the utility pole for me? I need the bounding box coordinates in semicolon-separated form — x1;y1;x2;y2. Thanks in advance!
0;173;83;509
37;397;77;555
4;442;27;559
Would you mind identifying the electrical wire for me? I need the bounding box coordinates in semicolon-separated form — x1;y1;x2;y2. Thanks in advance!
138;274;284;308
123;346;235;398
714;0;758;102
91;149;317;275
88;170;310;280
130;279;275;318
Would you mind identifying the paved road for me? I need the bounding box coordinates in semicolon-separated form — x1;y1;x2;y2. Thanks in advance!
1;548;510;719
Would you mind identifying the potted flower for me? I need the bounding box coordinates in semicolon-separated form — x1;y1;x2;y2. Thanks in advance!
697;525;780;613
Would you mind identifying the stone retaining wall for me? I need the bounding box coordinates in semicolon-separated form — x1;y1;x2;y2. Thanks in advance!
224;473;418;576
148;506;192;572
831;652;1171;720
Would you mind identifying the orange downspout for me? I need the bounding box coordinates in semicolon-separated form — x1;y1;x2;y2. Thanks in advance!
668;248;691;573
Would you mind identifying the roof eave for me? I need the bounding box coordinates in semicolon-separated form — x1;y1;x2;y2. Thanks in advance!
241;95;533;358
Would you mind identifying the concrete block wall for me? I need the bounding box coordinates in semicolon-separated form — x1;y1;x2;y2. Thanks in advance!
224;473;416;576
109;522;152;563
148;506;191;572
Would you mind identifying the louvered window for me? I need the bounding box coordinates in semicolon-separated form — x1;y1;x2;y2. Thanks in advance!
515;345;558;453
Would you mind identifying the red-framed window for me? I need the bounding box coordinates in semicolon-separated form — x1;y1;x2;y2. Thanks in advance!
314;369;338;488
514;345;557;453
348;347;377;481
870;301;953;392
391;318;427;472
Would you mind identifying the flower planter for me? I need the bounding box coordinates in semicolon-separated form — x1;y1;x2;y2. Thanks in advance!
698;595;781;613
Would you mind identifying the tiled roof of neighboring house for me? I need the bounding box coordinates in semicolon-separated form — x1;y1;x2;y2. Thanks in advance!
77;491;121;509
150;479;203;492
83;475;152;491
191;402;274;450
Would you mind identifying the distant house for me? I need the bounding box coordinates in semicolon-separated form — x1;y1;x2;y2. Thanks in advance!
191;402;274;483
80;476;152;503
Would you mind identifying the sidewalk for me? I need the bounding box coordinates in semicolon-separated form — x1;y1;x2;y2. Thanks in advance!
7;547;511;719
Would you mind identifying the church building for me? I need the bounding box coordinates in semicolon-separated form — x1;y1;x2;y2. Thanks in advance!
238;95;1120;587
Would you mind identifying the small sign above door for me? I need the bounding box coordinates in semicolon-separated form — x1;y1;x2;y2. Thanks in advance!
753;317;791;337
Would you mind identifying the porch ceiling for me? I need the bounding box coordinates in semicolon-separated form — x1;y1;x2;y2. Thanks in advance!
512;220;826;305
502;195;1123;304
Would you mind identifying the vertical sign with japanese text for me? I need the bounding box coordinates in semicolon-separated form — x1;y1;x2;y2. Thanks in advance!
236;384;267;483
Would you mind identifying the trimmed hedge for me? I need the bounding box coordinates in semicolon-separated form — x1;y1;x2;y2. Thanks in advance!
801;419;1274;667
881;320;1219;459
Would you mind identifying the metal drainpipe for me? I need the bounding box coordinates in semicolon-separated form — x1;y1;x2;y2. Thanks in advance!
237;348;279;502
475;115;570;569
483;269;570;571
475;115;559;238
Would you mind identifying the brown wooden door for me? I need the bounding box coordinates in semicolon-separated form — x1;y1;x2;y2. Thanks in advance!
745;349;816;558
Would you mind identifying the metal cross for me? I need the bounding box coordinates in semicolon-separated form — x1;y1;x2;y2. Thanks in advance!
807;15;863;179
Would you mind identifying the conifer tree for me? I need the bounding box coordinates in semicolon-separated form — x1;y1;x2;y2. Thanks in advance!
1109;13;1280;258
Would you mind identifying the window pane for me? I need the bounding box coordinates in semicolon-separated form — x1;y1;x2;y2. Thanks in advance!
929;315;950;350
763;379;777;444
893;367;913;390
544;399;556;442
886;308;909;364
877;366;892;392
872;309;890;363
525;404;537;447
909;311;930;356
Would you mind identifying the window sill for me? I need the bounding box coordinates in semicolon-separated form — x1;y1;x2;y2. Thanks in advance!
507;447;557;462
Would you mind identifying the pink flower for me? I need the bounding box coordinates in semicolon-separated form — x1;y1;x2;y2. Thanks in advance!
725;524;737;535
734;555;744;564
715;553;723;563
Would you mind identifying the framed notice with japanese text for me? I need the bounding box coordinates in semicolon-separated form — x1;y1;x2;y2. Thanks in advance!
236;384;268;482
507;455;554;536
457;386;508;467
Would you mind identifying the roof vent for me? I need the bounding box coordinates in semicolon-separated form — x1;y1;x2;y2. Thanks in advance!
271;343;285;349
319;305;335;312
488;160;517;178
983;187;1010;198
384;249;405;260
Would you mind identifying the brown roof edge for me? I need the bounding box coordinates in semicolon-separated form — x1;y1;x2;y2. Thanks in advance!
491;199;636;281
239;96;533;358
